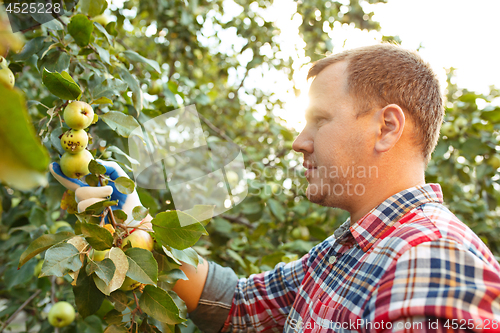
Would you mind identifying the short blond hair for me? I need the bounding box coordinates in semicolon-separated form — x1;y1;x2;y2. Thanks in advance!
307;43;444;164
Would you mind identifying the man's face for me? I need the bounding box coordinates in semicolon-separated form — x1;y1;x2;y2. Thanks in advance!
292;61;375;209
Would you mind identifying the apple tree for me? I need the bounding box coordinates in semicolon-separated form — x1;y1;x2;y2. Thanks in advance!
1;0;500;332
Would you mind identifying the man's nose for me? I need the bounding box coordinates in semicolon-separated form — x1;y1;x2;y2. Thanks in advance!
292;130;313;154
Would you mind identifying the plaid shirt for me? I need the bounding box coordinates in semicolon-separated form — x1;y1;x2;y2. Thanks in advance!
221;184;500;332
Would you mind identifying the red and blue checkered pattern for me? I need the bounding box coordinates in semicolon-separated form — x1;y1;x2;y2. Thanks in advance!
221;184;500;332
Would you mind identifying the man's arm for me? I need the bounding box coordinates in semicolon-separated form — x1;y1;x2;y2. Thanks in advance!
172;258;209;312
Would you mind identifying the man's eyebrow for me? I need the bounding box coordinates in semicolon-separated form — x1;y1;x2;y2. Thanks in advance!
305;107;329;120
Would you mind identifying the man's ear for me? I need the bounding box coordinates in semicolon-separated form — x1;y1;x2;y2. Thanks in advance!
374;104;405;153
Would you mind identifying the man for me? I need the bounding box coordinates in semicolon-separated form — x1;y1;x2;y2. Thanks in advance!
50;44;500;332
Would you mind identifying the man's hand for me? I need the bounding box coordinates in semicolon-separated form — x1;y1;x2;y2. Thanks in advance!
49;160;150;227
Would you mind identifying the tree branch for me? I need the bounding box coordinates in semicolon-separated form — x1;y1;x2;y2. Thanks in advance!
186;107;234;144
0;289;42;333
221;214;255;229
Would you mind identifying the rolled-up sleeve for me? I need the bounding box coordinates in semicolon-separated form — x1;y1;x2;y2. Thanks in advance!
189;261;239;333
220;253;310;333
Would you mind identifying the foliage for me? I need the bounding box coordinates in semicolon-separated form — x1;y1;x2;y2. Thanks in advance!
1;0;499;332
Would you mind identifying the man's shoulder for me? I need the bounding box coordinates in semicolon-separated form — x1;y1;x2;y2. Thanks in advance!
381;201;498;268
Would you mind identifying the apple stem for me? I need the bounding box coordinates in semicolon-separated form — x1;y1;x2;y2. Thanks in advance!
133;292;142;315
117;224;152;232
107;207;118;229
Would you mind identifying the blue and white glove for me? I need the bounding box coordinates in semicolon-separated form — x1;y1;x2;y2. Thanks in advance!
49;160;147;227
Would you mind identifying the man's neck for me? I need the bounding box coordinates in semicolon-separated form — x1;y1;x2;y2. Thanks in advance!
349;178;426;226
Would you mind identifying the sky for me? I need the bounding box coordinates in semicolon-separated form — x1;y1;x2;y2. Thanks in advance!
261;0;500;131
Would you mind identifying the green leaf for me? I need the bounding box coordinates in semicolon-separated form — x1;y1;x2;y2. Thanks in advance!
42;68;82;100
92;97;113;105
29;206;47;227
84;200;118;215
132;206;149;221
68;14;94;47
86;258;116;285
183;205;215;226
103;310;123;325
73;268;105;318
481;107;500;122
105;22;118;36
89;159;107;175
118;66;142;111
227;249;246;269
267;198;285;222
94;43;111;65
13;36;46;61
100;111;140;138
80;0;107;17
79;222;114;250
40;243;83;277
93;78;127;100
104;325;128;333
168;247;199;267
94;22;114;46
108;290;128;312
152;211;208;250
77;315;104;333
159;269;188;285
125;247;158;285
0;84;50;190
106;146;139;165
122;50;161;73
139;285;185;325
112;210;128;224
18;232;74;268
160;245;182;265
38;51;71;73
94;247;128;295
114;177;135;194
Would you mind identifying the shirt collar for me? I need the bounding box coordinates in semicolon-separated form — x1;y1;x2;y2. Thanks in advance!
334;184;443;252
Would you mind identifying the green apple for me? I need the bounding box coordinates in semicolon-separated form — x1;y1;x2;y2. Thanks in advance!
93;14;111;26
291;227;302;240
454;116;468;132
60;150;93;178
299;226;310;241
120;276;141;291
440;122;457;138
50;221;72;234
121;230;154;251
92;249;110;262
34;260;43;277
226;170;239;185
48;301;76;328
487;154;500;170
63;101;94;130
0;56;14;88
61;129;88;153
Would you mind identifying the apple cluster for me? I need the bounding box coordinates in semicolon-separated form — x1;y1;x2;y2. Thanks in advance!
0;56;15;88
60;101;94;178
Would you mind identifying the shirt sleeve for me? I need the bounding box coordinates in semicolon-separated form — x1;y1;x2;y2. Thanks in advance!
219;252;310;333
364;238;500;333
188;261;239;333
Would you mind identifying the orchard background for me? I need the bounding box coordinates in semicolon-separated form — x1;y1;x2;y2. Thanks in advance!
1;0;500;332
